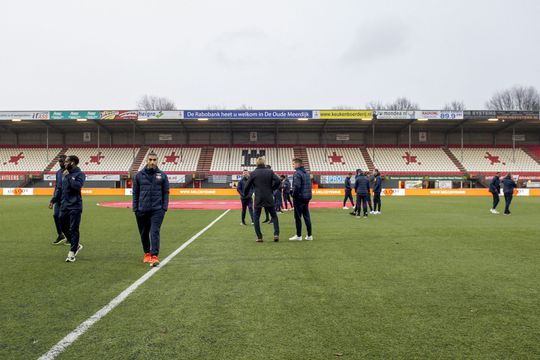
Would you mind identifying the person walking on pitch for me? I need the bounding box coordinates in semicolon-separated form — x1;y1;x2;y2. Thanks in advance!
489;172;501;214
48;154;67;245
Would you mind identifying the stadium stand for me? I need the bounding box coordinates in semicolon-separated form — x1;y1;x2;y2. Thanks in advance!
448;146;540;173
0;146;62;174
62;146;137;174
138;146;201;173
210;146;295;173
367;146;461;174
307;147;369;174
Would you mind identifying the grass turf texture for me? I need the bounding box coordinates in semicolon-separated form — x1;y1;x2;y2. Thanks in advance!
0;196;539;359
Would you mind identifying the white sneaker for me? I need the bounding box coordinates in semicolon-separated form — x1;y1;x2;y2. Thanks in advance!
75;244;83;256
289;235;302;241
343;206;349;210
492;210;499;214
65;251;76;263
370;211;375;214
356;215;361;218
305;235;313;241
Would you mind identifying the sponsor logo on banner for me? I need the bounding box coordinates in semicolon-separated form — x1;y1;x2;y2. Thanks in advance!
312;189;342;196
383;188;405;196
137;111;184;119
313;110;373;120
100;110;139;120
0;175;24;181
496;111;539;120
0;111;49;120
3;188;34;196
320;175;346;184
415;111;463;120
49;111;101;120
167;175;186;183
464;110;497;119
183;110;312;119
375;110;416;119
85;175;121;181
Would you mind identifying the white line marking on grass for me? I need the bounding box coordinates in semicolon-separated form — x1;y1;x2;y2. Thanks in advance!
38;209;231;360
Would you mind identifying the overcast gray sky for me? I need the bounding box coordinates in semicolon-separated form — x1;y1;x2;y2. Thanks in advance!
1;0;539;110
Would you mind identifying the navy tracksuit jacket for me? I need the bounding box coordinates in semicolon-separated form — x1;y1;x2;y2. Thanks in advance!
132;166;170;256
59;167;86;252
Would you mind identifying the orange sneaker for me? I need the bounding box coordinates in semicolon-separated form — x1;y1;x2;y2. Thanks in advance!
149;255;160;267
143;253;151;263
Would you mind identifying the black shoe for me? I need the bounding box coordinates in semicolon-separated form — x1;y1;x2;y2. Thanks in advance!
256;238;263;243
53;234;66;245
262;219;270;224
349;212;356;216
274;235;279;242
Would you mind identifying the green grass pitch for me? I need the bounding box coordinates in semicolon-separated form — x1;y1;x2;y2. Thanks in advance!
0;196;539;359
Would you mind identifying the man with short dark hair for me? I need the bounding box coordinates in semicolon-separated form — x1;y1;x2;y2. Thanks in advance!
289;158;313;241
372;169;382;214
354;170;370;218
502;173;517;215
48;154;67;244
343;172;354;210
489;172;501;214
133;151;170;266
237;169;254;225
243;157;281;242
60;155;86;262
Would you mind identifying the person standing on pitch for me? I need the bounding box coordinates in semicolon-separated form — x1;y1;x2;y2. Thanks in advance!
489;172;501;214
350;169;362;216
354;170;370;218
243;157;281;242
280;174;293;211
237;169;254;225
343;172;355;210
48;154;67;244
365;171;374;214
289;158;313;241
60;155;86;263
132;151;170;266
372;169;382;214
502;173;517;215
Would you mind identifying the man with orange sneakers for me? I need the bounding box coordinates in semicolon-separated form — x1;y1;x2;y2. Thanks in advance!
132;151;170;267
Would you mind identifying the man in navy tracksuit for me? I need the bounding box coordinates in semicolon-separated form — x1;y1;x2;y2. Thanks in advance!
242;157;281;242
372;169;382;214
133;151;170;267
350;169;363;216
354;171;370;218
48;154;67;244
365;171;374;214
489;172;501;214
60;155;86;263
280;175;293;210
289;158;313;241
343;172;354;209
502;173;517;215
237;169;254;225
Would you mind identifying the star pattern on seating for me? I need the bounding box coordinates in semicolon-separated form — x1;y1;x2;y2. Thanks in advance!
162;151;180;165
328;152;345;165
484;152;506;166
402;152;421;165
3;152;25;165
85;152;105;165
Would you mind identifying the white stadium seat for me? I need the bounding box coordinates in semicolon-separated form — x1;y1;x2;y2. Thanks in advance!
138;147;201;172
307;147;368;172
0;147;61;172
368;147;460;173
211;147;295;172
449;147;540;173
63;147;136;173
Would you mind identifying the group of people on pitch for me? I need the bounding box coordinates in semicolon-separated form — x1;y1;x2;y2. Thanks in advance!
49;151;170;266
343;169;383;218
236;157;313;242
489;172;518;215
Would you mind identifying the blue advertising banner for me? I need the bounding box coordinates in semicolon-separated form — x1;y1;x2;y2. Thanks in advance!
183;110;312;119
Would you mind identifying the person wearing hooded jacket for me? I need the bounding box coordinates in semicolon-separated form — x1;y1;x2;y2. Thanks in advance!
489;172;501;214
60;155;86;263
48;154;67;244
289;158;313;241
501;173;517;215
354;171;370;218
132;151;170;267
243;157;281;242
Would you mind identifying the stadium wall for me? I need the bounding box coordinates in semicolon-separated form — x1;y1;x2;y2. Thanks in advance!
2;130;538;146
